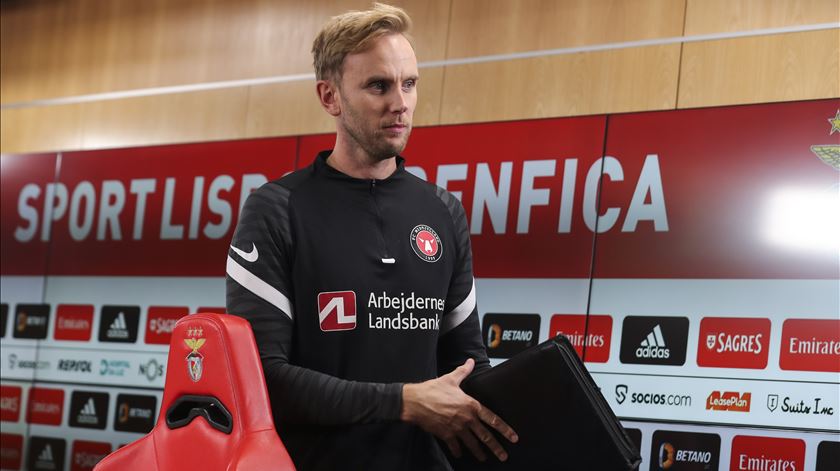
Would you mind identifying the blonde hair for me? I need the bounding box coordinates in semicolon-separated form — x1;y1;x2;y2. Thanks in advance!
312;3;413;82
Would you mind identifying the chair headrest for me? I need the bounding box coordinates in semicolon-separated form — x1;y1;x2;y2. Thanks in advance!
158;313;275;434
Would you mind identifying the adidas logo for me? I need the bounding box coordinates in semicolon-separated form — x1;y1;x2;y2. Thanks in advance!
635;324;671;359
107;312;129;339
36;444;55;467
77;397;99;424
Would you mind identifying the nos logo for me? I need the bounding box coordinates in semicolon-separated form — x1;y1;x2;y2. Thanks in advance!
317;291;356;332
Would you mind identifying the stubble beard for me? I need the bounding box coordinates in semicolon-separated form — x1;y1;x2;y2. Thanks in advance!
340;100;411;163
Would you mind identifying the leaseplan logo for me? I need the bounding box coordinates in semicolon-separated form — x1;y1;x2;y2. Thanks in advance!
706;391;751;412
620;317;688;366
318;291;357;332
98;306;139;343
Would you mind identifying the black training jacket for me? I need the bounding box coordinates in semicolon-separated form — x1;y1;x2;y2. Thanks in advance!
226;151;489;471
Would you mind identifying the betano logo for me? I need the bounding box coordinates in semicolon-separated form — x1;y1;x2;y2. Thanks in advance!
706;391;751;412
487;324;502;348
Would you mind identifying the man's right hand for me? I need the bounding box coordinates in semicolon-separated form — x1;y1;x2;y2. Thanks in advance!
400;358;519;462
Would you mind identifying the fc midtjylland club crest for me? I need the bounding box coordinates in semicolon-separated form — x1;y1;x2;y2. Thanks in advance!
184;327;206;382
410;224;442;262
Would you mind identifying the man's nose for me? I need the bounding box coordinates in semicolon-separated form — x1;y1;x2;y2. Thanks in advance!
389;88;408;114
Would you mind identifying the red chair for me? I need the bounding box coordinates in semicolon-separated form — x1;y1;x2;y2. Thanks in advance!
95;313;296;471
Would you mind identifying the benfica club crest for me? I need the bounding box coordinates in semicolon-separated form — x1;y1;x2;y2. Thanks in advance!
410;224;442;262
184;327;206;382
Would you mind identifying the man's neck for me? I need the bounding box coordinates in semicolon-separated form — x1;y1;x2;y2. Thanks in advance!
327;135;397;180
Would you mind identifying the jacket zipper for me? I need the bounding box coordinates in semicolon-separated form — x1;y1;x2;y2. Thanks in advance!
370;180;395;264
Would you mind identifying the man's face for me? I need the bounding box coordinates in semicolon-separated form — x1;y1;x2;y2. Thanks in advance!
335;33;418;162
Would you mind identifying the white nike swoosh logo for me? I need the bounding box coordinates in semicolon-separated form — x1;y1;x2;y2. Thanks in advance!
230;242;259;263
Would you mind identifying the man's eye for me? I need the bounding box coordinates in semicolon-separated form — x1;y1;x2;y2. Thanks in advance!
370;82;387;92
402;79;416;90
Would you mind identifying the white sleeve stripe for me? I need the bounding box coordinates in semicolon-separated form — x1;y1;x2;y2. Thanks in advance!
441;279;476;334
226;255;293;320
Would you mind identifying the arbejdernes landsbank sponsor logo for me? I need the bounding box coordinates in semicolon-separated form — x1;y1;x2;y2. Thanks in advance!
620;316;689;366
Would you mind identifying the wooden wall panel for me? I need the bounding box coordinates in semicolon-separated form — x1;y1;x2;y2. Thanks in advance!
0;0;450;104
80;88;250;149
245;67;444;139
440;45;680;124
1;104;84;154
685;0;839;35
447;0;685;58
679;30;840;108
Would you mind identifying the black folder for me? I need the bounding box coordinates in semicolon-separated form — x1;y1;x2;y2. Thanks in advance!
449;334;642;470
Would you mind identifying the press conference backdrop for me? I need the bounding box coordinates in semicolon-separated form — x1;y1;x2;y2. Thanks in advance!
1;99;838;470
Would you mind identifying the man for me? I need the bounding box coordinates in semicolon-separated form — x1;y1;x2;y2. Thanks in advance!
226;4;517;470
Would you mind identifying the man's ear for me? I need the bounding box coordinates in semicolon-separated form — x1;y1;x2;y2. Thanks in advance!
316;79;341;117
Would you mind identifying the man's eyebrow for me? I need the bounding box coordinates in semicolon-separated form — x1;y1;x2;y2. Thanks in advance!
364;74;420;83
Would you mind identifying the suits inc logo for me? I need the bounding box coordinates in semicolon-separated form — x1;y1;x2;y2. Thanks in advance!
730;436;804;471
549;314;612;363
13;304;50;339
27;436;66;471
481;313;540;359
69;391;109;430
620;316;689;366
98;306;139;343
651;430;720;470
697;317;770;369
317;291;357;332
54;305;94;341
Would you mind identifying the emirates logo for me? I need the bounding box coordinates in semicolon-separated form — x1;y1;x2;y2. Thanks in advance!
410;225;442;262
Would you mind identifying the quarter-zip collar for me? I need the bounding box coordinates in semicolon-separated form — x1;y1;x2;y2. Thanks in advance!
314;150;407;185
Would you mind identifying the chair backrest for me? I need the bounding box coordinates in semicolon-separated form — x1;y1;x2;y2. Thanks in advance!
95;313;295;470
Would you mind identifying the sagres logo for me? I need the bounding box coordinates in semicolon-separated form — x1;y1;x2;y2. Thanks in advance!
26;388;64;426
27;436;66;471
98;306;139;343
71;440;111;471
54;304;93;341
145;306;188;345
13;304;50;339
697;317;770;369
620;316;689;366
0;433;23;470
114;394;157;433
651;430;720;470
614;384;691;408
730;435;804;471
69;391;108;429
550;314;612;363
0;385;22;422
482;313;540;359
706;391;751;412
184;326;206;382
410;224;442;262
318;291;357;332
